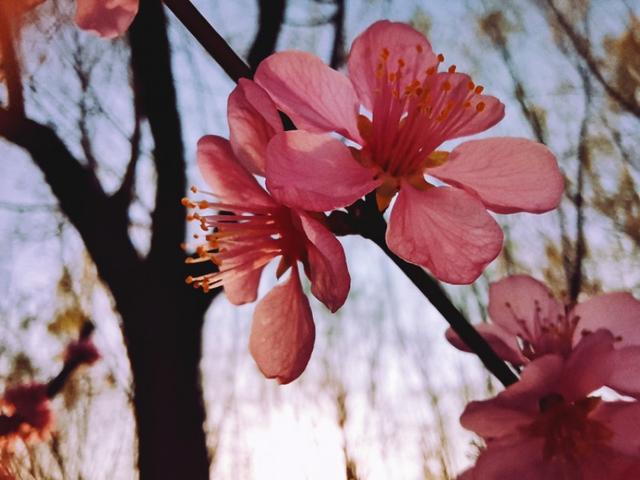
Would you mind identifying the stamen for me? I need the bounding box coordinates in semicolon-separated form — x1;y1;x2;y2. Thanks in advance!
448;65;457;73
415;44;423;53
476;102;486;112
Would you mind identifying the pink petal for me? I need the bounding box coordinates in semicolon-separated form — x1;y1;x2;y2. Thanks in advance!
75;0;138;38
572;292;640;348
228;79;283;176
468;436;545;480
255;51;362;143
487;275;563;339
460;401;534;439
559;329;616;400
249;268;315;384
265;131;380;211
347;20;438;112
606;346;640;398
224;266;265;305
594;401;640;456
297;211;350;313
386;184;503;284
197;135;276;208
428;138;564;214
445;323;527;365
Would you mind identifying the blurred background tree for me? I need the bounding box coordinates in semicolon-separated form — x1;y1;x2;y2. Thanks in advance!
0;0;638;479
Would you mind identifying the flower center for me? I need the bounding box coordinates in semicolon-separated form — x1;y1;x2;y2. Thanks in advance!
358;47;487;181
182;188;301;293
504;300;579;360
524;394;612;463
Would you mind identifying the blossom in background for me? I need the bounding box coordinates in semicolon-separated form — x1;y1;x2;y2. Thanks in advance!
447;275;640;397
74;0;138;38
184;81;350;383
459;330;640;479
64;337;100;367
254;20;564;284
0;383;52;444
11;0;137;38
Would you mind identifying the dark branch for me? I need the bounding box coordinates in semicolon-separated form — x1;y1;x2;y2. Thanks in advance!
348;195;518;387
329;0;345;69
247;0;286;71
162;0;252;81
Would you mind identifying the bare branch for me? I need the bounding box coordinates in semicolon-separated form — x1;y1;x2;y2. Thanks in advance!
329;0;345;69
247;0;285;71
545;0;640;119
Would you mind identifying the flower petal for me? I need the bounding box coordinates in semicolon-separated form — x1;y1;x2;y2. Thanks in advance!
255;51;362;142
347;20;438;112
460;401;534;440
606;346;640;398
224;265;264;305
559;329;616;400
428;138;564;214
572;292;640;348
487;275;563;339
445;323;527;365
265;131;380;211
297;211;350;312
594;401;640;456
197;135;276;208
467;436;548;480
228;79;283;176
75;0;138;38
386;184;503;284
249;268;315;384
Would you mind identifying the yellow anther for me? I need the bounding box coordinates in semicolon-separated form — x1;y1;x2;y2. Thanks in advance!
426;66;437;75
416;44;423;53
397;58;406;68
185;275;194;284
190;186;198;193
426;150;449;167
474;85;484;94
380;48;390;60
181;197;194;208
197;200;209;209
476;102;486;112
467;81;475;90
448;65;457;73
464;101;472;108
437;53;445;62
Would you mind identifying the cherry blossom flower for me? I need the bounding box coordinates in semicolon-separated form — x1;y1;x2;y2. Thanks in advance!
254;20;564;284
0;383;52;444
64;337;100;367
183;83;350;382
459;330;640;479
447;274;640;397
74;0;138;38
11;0;138;38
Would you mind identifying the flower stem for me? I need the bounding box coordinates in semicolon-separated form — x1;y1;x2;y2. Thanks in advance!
163;0;519;387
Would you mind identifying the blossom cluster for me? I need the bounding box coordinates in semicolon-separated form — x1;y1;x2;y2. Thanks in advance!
449;275;640;478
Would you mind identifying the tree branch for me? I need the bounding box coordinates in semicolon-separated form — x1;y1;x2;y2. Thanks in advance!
247;0;286;71
544;0;640;119
162;0;251;81
329;0;345;69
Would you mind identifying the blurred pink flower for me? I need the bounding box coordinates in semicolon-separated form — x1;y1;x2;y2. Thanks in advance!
447;275;640;397
74;0;138;38
64;337;100;367
459;330;640;480
254;20;564;284
0;382;52;443
184;82;350;383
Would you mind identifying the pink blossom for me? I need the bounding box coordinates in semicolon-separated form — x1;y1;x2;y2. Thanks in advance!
74;0;138;38
0;382;52;443
64;337;100;367
459;330;640;480
446;275;640;397
254;20;564;284
184;81;350;383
